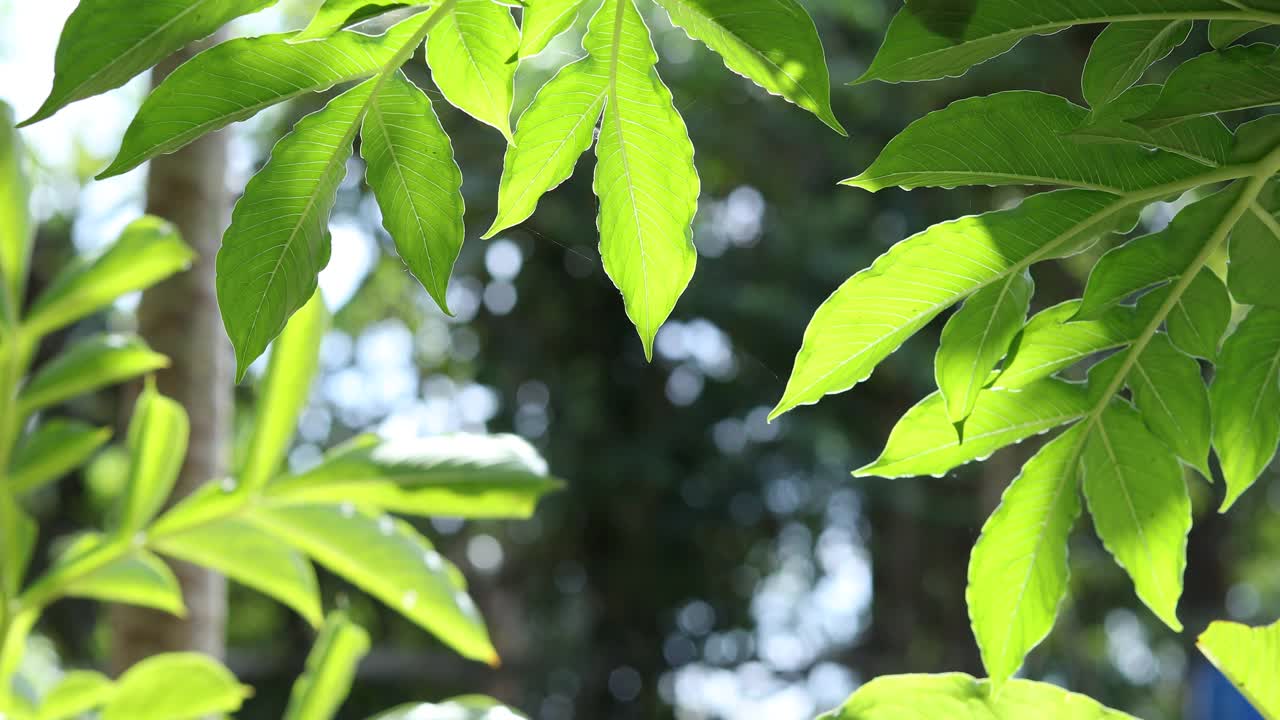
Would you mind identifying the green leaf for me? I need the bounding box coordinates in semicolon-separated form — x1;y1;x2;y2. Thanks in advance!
241;291;327;493
1209;19;1267;48
1070;85;1232;167
100;653;250;720
1076;184;1241;319
369;697;528;720
1149;268;1230;361
114;385;190;538
426;0;520;140
817;673;1137;720
773;189;1125;417
856;379;1090;480
283;612;371;720
592;0;700;358
295;0;420;42
248;504;497;664
361;71;465;314
856;0;1238;85
1127;332;1212;477
484;54;609;238
266;433;562;518
37;670;115;720
1082;400;1190;631
25;216;193;337
1211;307;1280;511
1198;619;1280;719
1082;21;1190;108
935;269;1033;424
100;21;421;179
1229;189;1280;306
217;80;373;380
18;335;168;415
653;0;845;134
20;0;280;126
0;493;36;595
967;424;1083;690
0;102;31;313
151;515;323;626
995;301;1138;390
518;0;585;58
843;91;1206;193
1138;44;1280;128
11;421;112;495
59;540;186;616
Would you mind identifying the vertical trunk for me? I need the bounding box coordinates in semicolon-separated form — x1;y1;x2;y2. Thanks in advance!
109;34;234;673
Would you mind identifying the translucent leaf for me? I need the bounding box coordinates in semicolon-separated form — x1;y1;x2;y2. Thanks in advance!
857;0;1237;85
248;504;497;664
995;301;1138;390
1208;19;1267;48
266;434;562;518
241;291;327;493
968;424;1083;690
653;0;845;134
58;539;186;616
1081;21;1190;108
773;189;1122;418
856;379;1090;480
817;673;1136;720
361;71;465;314
1211;308;1280;511
0;493;36;595
426;0;520;140
1197;619;1280;719
843;91;1205;193
518;0;585;58
1082;400;1190;631
1069;85;1232;167
0;102;31;313
1140;268;1231;361
100;21;421;178
368;697;528;720
935;269;1033;424
217;80;373;379
1138;44;1280;128
1076;184;1241;319
1229;189;1280;306
37;670;114;720
20;0;279;126
18;335;168;415
283;612;371;720
100;653;250;720
11;420;112;495
1127;333;1212;478
295;0;420;42
25;216;192;337
114;385;189;538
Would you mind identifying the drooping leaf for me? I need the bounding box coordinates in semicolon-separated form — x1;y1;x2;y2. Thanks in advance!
1211;307;1280;511
843;91;1206;193
1209;19;1267;49
37;670;115;720
0;102;31;314
369;697;528;720
1081;400;1190;631
518;0;585;58
857;0;1237;85
967;424;1084;690
100;653;250;720
283;612;371;720
1146;268;1231;361
773;190;1125;417
426;0;520;140
1082;21;1191;108
59;541;186;616
856;379;1090;480
17;335;168;415
817;673;1137;720
295;0;419;42
1126;333;1212;478
361;71;465;313
114;385;190;538
935;269;1033;424
1069;84;1232;166
11;421;112;495
248;504;497;664
1228;191;1280;306
217;80;374;379
100;21;423;178
1140;44;1280;128
266;434;563;518
20;0;280;126
1197;619;1280;719
25;216;192;337
240;291;327;493
995;301;1138;390
653;0;845;134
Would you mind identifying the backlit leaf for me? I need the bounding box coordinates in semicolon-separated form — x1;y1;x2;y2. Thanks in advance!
296;0;420;41
0;102;31;313
11;421;112;495
995;301;1138;390
818;673;1137;720
1211;307;1280;511
60;541;186;616
426;0;520;140
1082;21;1190;108
18;335;168;415
1151;268;1230;361
1208;19;1266;48
1069;85;1232;166
37;670;115;720
283;612;371;720
1127;333;1212;478
1197;619;1280;719
114;385;189;538
369;697;528;720
100;653;250;720
1138;44;1280;128
518;0;585;58
1228;189;1280;306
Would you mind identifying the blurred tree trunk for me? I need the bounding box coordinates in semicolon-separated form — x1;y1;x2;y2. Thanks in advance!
110;33;234;673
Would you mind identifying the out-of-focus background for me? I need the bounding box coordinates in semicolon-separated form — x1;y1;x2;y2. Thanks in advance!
2;1;1277;718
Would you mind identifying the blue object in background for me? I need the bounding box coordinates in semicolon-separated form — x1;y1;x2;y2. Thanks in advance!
1189;660;1263;720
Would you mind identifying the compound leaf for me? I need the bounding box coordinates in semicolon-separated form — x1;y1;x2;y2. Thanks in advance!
1228;192;1280;306
1082;21;1191;108
995;301;1138;390
518;0;585;58
1162;268;1230;361
1138;44;1280;128
426;0;520;140
1211;307;1280;511
1127;333;1212;478
1069;85;1232;167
